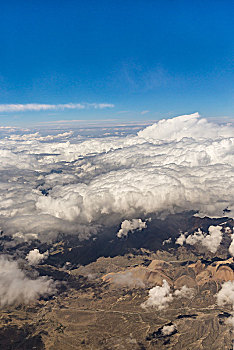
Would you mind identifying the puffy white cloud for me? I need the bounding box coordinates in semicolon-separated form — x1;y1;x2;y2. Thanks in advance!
0;113;233;242
162;237;172;245
141;280;173;310
216;281;234;344
229;234;234;257
138;113;234;141
216;281;234;307
176;232;186;246
216;281;234;333
162;324;176;336
177;226;223;253
142;282;195;310
0;256;56;307
117;219;147;238
26;249;49;265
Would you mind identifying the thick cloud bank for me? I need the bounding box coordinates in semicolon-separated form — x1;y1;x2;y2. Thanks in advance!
0;257;56;306
0;113;233;241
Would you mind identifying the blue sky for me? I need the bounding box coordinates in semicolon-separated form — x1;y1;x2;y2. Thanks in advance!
0;0;233;126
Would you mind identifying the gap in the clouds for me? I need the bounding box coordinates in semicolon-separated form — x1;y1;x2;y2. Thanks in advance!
1;212;228;270
46;213;230;267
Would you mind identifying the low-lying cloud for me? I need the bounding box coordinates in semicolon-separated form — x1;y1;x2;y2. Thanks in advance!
142;280;195;310
176;225;223;253
141;280;173;310
26;249;49;265
0;256;57;307
216;281;234;331
162;324;177;336
117;219;147;238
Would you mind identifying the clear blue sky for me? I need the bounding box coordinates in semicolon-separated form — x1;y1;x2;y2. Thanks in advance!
0;0;233;126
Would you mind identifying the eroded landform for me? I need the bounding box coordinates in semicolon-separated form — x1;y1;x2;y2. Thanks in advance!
0;214;234;350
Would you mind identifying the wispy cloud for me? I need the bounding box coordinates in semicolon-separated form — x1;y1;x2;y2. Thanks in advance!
0;103;114;113
141;110;150;115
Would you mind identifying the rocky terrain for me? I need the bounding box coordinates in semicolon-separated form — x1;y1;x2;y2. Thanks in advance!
0;213;234;349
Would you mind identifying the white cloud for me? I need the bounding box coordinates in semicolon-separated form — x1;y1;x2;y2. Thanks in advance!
0;256;56;306
217;281;234;308
26;249;49;265
141;282;196;310
0;103;114;113
141;280;173;310
0;112;233;242
174;285;195;299
117;219;147;238
8;131;74;141
138;112;233;141
176;232;187;246
162;324;176;336
229;234;234;257
162;237;172;245
216;281;234;333
181;226;223;253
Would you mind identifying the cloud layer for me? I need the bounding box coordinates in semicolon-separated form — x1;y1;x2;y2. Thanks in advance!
0;112;233;241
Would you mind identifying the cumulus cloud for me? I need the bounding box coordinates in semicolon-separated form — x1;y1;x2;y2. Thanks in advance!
229;234;234;257
0;103;114;113
176;232;186;246
162;237;172;245
216;281;234;332
117;219;147;238
0;113;233;242
141;280;173;310
26;249;49;265
177;226;223;253
142;282;195;310
162;324;176;336
0;256;56;307
217;281;234;307
138;112;233;141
